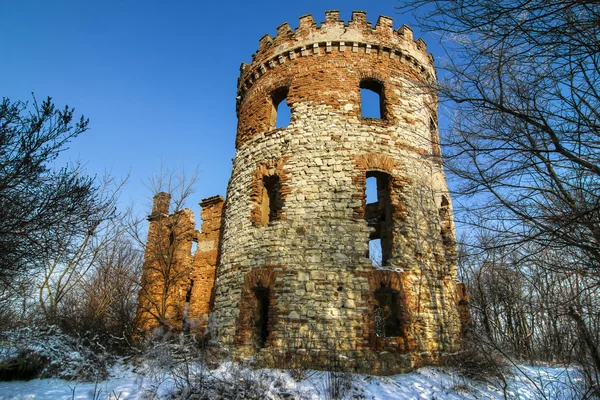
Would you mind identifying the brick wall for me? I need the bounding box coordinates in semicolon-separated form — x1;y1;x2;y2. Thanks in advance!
188;196;224;335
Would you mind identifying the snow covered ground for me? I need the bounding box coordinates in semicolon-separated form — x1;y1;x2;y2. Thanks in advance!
0;361;585;399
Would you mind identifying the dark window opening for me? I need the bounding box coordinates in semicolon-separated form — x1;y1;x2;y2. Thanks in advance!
441;195;449;207
182;280;194;332
365;171;392;266
185;280;194;303
430;117;441;159
360;79;385;119
374;284;401;337
439;195;453;248
270;87;290;129
253;287;270;349
261;175;282;226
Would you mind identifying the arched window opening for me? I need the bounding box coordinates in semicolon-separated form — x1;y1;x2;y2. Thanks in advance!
365;171;392;266
270;87;290;129
430;117;441;159
441;195;449;207
374;284;401;337
439;195;454;250
360;79;385;119
261;175;282;226
253;286;270;349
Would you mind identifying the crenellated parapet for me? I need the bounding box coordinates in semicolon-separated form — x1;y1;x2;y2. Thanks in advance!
236;10;435;107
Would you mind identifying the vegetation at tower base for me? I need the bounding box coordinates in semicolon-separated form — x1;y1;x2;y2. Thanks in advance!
136;11;470;375
399;0;600;393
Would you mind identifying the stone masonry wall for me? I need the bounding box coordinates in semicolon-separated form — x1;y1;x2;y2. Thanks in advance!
208;11;464;374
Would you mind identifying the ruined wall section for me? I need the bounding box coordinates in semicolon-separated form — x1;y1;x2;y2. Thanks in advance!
136;193;225;337
210;11;461;373
187;196;225;335
135;193;197;335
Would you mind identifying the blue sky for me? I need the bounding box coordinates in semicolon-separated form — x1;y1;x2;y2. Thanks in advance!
1;1;437;218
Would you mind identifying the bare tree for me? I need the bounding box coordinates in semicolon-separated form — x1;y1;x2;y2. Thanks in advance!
399;0;599;263
0;96;105;288
0;95;136;331
458;231;599;393
60;237;143;339
399;0;599;391
38;175;127;324
132;167;199;336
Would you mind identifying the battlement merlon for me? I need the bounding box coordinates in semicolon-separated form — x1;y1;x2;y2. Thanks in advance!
235;11;435;105
148;192;171;221
242;11;433;73
200;195;225;208
199;195;225;237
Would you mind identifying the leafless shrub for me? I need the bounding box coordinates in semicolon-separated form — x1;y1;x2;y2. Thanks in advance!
138;333;290;400
58;238;142;344
318;370;355;400
308;336;360;400
274;349;316;382
441;333;511;386
0;325;113;381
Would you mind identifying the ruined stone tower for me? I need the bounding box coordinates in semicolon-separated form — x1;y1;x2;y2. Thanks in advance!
136;11;469;374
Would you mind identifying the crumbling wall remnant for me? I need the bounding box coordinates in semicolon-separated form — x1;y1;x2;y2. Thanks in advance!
135;194;224;337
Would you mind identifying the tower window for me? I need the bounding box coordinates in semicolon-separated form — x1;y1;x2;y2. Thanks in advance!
182;279;194;332
261;175;282;226
360;79;385;119
374;284;401;337
253;287;270;349
270;87;290;129
439;195;453;249
365;171;392;266
430;117;441;159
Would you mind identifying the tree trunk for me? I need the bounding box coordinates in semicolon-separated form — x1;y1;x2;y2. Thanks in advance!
568;306;600;375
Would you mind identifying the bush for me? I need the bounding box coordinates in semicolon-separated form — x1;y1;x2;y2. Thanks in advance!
441;334;512;385
172;362;286;400
137;334;292;400
0;325;115;381
0;349;48;381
